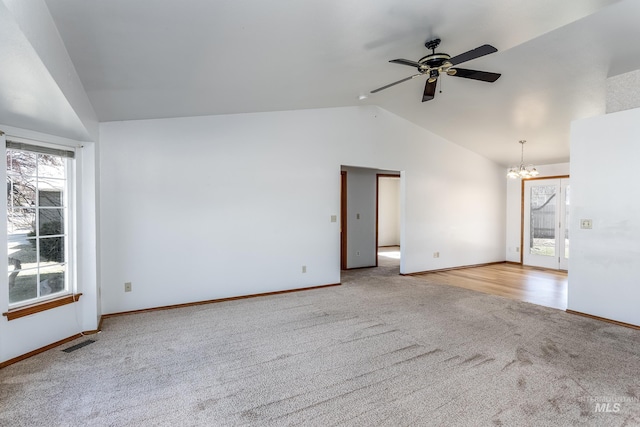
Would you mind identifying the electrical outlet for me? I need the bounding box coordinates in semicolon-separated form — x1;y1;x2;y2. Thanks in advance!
516;247;520;252
356;213;360;219
433;252;440;258
302;265;307;273
124;282;132;292
356;251;360;256
330;215;337;223
581;219;593;229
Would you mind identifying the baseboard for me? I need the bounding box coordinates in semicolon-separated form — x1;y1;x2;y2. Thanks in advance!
102;283;341;319
0;333;83;369
504;261;522;266
401;261;507;276
566;309;640;330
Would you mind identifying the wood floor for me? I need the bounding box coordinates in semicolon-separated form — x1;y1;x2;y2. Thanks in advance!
377;248;568;310
414;263;568;310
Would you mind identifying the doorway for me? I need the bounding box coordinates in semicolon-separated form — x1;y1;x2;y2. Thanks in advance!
377;174;401;268
522;177;570;270
340;167;402;270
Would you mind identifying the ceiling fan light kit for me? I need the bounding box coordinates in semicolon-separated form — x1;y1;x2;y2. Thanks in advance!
371;38;501;102
507;140;539;179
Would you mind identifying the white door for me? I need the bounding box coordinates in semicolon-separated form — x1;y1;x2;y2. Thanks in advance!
523;178;570;270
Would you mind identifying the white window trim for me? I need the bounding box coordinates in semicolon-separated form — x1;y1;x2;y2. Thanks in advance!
5;136;77;309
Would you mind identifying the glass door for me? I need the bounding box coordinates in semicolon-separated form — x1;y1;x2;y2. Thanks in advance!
523;178;569;270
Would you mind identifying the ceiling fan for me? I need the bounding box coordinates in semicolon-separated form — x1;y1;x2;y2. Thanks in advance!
371;38;501;102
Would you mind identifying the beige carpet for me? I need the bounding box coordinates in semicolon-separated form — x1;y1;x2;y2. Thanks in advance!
1;262;639;426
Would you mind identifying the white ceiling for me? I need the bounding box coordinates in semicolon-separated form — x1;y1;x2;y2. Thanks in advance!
36;0;640;164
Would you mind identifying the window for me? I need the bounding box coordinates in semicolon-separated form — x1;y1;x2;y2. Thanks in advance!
6;142;74;307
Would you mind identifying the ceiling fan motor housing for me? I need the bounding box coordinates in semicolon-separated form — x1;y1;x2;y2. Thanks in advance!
418;53;451;71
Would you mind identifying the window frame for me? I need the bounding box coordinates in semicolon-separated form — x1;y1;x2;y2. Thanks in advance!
4;138;78;315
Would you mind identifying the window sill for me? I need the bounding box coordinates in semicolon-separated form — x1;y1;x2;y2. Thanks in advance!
3;293;82;321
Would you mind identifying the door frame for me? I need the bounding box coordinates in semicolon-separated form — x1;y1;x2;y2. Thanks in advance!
340;171;347;270
520;175;569;265
341;169;402;270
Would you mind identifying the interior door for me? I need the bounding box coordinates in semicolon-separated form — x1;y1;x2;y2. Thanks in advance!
523;178;570;270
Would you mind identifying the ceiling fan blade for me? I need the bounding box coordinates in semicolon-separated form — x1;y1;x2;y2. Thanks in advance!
389;58;421;68
371;74;422;94
450;68;501;82
448;44;497;66
422;79;436;102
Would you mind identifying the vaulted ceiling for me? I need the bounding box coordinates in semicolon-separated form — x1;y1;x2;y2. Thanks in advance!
4;1;640;165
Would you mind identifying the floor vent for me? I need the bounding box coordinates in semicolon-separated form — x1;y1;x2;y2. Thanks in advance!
62;339;95;353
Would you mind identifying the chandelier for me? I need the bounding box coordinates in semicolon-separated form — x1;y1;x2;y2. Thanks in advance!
507;140;539;179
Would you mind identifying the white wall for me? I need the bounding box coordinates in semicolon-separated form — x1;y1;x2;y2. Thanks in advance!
99;106;507;314
569;107;640;326
378;176;400;247
505;162;570;262
0;125;99;364
342;167;377;269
